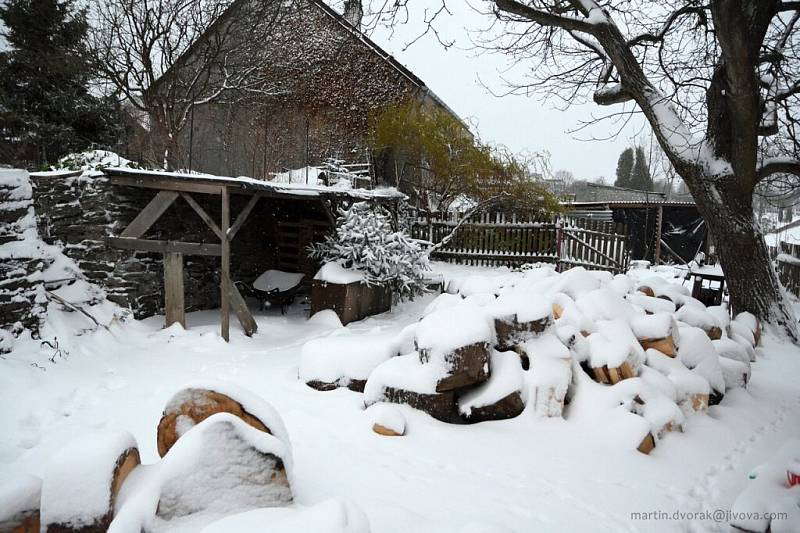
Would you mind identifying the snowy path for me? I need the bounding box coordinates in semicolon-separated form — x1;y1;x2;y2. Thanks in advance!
2;292;800;532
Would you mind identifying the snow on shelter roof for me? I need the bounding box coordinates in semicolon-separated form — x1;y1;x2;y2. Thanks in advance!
104;168;406;202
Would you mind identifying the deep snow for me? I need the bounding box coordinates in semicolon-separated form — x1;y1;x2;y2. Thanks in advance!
1;263;800;532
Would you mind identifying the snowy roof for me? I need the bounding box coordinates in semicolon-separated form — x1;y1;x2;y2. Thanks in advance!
149;0;468;133
104;168;406;202
564;200;697;208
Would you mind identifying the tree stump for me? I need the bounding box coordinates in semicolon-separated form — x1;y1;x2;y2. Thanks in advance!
41;433;140;533
157;388;272;457
379;386;457;423
418;341;491;393
461;391;525;423
0;475;41;533
156;416;292;521
637;286;655;297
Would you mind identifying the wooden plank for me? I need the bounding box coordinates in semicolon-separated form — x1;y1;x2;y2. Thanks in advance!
229;193;262;240
164;252;185;328
120;191;179;238
654;205;664;264
221;187;231;342
228;278;257;336
564;231;619;266
110;174;223;195
106;236;222;256
181;193;223;240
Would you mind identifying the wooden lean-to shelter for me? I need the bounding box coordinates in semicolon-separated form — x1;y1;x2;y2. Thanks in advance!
104;168;404;340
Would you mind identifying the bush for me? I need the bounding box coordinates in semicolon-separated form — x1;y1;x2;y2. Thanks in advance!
309;202;430;302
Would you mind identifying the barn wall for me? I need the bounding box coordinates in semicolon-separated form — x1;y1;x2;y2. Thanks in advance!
137;0;457;187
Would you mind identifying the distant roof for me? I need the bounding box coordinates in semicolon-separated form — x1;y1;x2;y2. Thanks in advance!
569;182;685;204
564;200;697;208
586;183;667;196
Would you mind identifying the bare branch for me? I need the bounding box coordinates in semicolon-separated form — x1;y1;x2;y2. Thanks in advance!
494;0;598;34
757;157;800;179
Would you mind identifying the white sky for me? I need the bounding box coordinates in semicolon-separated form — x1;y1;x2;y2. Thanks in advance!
358;1;649;181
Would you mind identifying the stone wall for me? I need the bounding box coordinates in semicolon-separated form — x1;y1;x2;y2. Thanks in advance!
0;170;47;341
31;172;167;318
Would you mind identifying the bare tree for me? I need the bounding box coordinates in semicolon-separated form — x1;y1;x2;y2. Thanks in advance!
368;0;800;339
89;0;289;169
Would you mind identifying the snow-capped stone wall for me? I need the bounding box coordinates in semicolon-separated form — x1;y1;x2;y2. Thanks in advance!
0;169;47;339
31;172;167;318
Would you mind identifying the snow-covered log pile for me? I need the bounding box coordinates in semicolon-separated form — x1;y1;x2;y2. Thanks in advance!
303;265;762;453
0;381;336;532
300;331;399;392
0;169;48;341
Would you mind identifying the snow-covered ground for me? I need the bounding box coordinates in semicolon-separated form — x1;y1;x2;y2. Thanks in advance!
2;263;800;532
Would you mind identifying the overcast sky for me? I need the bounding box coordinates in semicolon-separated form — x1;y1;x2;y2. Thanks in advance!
358;1;648;181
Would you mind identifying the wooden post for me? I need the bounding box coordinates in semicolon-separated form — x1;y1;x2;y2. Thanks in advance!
164;252;185;328
221;187;231;341
653;205;663;265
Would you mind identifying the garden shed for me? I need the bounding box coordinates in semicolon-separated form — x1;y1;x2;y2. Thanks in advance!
566;200;705;265
102;168;404;340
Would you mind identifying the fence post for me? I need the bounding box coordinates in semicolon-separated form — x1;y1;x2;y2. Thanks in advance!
555;218;564;272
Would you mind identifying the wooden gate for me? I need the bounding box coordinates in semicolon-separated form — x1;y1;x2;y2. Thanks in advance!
411;212;630;274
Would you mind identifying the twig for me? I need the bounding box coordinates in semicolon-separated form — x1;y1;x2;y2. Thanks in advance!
426;193;510;256
44;290;110;331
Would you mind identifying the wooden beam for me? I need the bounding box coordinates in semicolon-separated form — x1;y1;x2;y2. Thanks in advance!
109;174;223;195
164;252;185;328
106;237;222;256
228;278;257;336
319;198;337;226
221;187;231;342
181;193;223;240
120;191;179;238
653;205;663;264
228;193;261;240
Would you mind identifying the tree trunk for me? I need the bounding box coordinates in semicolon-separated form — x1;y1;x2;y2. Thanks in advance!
691;179;798;341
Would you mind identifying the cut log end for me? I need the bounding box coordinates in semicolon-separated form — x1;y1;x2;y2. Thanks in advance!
112;447;140;511
638;286;655;297
157;389;271;457
639;335;676;357
637;432;656;455
372;423;404;437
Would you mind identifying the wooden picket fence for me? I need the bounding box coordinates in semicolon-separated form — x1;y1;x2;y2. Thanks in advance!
411;211;630;274
775;240;800;297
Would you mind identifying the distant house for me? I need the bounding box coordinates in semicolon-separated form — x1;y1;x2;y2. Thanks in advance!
133;0;465;190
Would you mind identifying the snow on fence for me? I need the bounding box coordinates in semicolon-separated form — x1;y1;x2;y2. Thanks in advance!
411;212;630;274
775;241;800;297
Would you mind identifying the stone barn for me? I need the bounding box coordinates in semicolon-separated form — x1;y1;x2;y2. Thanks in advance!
132;0;465;189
